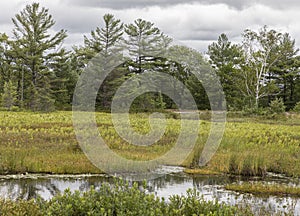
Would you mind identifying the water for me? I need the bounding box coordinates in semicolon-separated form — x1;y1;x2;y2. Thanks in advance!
0;168;299;215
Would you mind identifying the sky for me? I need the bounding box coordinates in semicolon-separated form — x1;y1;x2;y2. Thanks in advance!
1;0;300;53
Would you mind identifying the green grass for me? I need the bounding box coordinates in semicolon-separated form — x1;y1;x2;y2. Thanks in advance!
0;111;299;177
225;182;300;197
205;120;300;177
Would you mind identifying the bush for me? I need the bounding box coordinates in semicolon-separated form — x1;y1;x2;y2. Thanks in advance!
1;81;17;110
242;105;269;116
41;179;168;216
269;98;286;114
293;102;300;112
0;199;42;216
0;178;255;216
41;179;253;216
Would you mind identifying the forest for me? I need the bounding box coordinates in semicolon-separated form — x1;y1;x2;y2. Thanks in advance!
1;3;299;113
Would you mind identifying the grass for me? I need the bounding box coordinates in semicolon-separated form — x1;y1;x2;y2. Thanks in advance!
0;112;100;174
225;182;300;197
0;111;299;177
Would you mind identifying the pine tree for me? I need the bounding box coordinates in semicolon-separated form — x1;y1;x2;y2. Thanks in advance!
124;19;171;110
125;18;171;74
84;14;124;58
271;33;299;109
0;34;13;95
50;49;78;109
207;34;244;109
11;3;67;111
79;14;125;109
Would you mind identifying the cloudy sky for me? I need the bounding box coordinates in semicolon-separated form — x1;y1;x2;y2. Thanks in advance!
1;0;300;53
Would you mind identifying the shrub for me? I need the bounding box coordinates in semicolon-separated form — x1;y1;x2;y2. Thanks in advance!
242;105;270;116
0;199;42;216
269;98;286;114
293;102;300;112
0;178;294;215
41;179;252;216
1;81;17;110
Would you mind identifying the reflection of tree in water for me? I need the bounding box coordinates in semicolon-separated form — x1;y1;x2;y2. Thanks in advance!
0;179;58;200
0;174;298;214
0;174;238;200
146;174;235;194
78;176;114;191
0;175;123;200
44;180;60;198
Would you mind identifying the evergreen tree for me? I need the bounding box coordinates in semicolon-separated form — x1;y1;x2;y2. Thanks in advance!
207;34;244;109
125;18;171;74
294;56;300;104
84;14;124;57
124;19;171;110
11;3;67;111
0;34;13;95
271;33;299;109
167;45;221;110
79;14;125;109
50;49;78;109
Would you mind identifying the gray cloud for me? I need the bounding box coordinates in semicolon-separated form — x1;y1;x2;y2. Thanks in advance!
1;0;300;53
62;0;300;10
62;0;249;10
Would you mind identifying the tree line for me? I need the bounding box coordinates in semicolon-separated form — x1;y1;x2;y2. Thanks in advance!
0;3;299;112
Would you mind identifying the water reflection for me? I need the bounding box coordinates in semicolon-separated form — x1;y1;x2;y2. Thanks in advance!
0;172;299;215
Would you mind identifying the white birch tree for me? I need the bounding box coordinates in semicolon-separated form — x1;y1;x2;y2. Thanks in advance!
242;26;283;108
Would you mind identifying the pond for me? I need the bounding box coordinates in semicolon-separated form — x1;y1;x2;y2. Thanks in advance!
0;167;299;215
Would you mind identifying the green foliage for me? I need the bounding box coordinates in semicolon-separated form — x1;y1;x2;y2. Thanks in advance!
168;189;253;216
207;33;244;109
293;101;300;112
125;18;171;72
271;33;299;110
50;49;78;109
0;179;256;216
0;33;13;96
122;19;172;110
242;26;284;108
84;13;124;57
41;179;166;216
226;182;300;197
241;105;270;116
10;2;67;111
269;98;286;114
1;81;17;110
1;3;299;112
78;14;126;110
0;199;42;216
1;178;299;215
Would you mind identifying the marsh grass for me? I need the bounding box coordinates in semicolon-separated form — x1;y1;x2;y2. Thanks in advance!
225;182;300;197
0;111;299;177
183;168;220;175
